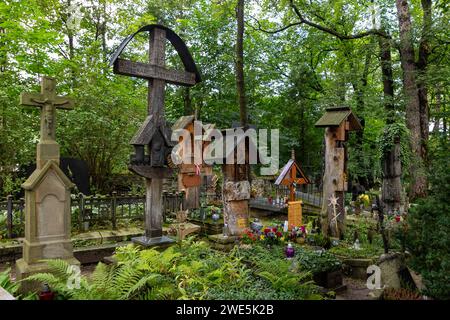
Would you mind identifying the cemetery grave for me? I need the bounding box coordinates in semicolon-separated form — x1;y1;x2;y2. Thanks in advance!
0;0;448;305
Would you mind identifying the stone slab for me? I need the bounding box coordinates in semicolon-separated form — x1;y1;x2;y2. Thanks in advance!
16;256;80;293
208;234;238;244
168;223;201;240
0;287;15;300
132;235;175;248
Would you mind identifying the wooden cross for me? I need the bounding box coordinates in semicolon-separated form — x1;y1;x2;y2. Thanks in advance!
20;77;74;142
286;150;303;201
112;26;197;242
113;28;196;123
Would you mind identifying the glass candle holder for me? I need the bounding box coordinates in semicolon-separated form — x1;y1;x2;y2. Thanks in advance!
285;242;295;259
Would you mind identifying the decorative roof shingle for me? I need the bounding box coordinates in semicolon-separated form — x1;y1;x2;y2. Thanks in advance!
315;106;362;130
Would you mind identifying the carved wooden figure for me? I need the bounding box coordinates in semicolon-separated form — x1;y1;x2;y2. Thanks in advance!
110;25;201;246
315;106;362;238
274;150;310;229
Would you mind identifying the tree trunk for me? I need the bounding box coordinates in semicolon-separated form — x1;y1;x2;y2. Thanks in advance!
417;0;432;160
183;87;192;116
379;33;402;214
395;0;427;200
235;0;247;127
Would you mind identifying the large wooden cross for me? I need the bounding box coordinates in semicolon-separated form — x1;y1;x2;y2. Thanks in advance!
20;77;74;142
113;26;197;244
114;28;196;122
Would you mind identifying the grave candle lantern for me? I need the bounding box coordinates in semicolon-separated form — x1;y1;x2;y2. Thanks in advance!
285;242;295;259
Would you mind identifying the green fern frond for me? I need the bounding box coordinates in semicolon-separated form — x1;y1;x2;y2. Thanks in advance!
124;273;163;299
42;259;73;282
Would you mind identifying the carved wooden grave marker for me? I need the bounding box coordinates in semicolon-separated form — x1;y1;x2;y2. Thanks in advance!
315;106;362;238
274;150;310;230
172;115;214;209
110;25;201;246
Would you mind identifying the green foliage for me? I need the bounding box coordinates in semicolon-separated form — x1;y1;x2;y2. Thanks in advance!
328;244;382;260
295;247;342;274
0;268;19;295
0;268;36;300
25;239;323;300
377;122;411;169
405;139;450;300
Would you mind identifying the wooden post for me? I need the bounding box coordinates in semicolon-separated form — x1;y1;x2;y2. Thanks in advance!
111;191;117;230
6;195;13;238
145;178;163;237
78;193;84;232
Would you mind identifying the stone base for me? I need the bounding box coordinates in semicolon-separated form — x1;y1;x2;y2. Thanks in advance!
208;234;238;251
168;223;201;240
131;235;175;248
343;258;373;280
16;256;80;294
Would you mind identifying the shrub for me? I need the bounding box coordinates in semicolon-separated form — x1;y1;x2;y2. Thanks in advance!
405;139;450;300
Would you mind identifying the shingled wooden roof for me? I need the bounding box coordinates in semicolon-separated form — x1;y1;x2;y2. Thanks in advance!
315;106;362;130
274;159;310;186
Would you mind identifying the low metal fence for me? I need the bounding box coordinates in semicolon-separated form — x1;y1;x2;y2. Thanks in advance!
0;191;184;238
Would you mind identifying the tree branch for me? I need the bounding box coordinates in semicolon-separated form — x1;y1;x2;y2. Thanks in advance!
289;0;390;40
248;1;391;40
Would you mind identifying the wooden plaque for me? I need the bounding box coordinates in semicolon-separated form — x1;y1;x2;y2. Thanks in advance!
237;218;248;229
182;174;201;187
288;200;302;230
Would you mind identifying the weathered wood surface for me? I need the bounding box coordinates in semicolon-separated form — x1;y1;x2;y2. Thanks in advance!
321;127;346;238
114;58;196;86
145;178;163;237
288;200;302;229
128;165;173;179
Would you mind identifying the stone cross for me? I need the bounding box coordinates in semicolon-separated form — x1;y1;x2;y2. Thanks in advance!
16;76;79;292
112;26;199;246
20;77;73;168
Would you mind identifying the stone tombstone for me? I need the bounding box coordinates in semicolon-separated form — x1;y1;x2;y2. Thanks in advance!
16;77;79;286
315;106;362;238
109;24;201;246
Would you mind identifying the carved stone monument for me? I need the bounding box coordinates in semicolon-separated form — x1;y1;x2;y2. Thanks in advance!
110;24;201;246
16;76;79;284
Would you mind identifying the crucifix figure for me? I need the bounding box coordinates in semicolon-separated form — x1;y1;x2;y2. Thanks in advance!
20;76;74;168
110;25;201;246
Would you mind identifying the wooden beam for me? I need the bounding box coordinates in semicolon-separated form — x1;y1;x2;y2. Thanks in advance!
114;58;196;86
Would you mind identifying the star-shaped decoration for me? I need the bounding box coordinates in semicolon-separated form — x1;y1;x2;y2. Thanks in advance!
328;193;339;207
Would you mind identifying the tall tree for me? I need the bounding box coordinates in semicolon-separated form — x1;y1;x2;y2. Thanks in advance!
379;34;402;213
235;0;247;127
395;0;430;200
